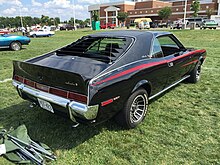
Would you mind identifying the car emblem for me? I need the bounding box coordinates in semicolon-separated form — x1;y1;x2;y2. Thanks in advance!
65;82;78;86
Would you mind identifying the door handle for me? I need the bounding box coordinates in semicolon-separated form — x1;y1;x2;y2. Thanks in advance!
168;62;174;67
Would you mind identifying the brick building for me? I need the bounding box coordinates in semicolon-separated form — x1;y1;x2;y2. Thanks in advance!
88;0;220;26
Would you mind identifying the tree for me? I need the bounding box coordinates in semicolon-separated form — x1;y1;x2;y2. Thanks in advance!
191;0;200;17
117;12;128;23
158;7;172;22
91;10;99;21
206;8;213;19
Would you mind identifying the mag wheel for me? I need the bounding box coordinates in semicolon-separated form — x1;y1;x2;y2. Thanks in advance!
10;41;21;51
115;88;148;129
187;61;202;83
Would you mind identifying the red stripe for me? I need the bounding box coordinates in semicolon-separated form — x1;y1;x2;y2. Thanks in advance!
93;49;206;86
94;61;166;85
101;99;113;106
181;59;199;67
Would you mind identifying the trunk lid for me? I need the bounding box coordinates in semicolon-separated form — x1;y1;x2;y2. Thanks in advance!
13;53;109;96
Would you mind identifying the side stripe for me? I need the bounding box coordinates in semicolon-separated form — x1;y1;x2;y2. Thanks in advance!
92;49;206;86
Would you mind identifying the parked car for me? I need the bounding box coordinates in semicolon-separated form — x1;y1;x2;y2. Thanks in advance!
170;20;183;29
0;29;10;34
200;19;218;29
100;23;116;29
29;30;55;38
0;34;30;51
60;24;75;31
12;31;206;128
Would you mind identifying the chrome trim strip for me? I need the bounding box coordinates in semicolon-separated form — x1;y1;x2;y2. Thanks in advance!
12;80;99;120
149;75;190;100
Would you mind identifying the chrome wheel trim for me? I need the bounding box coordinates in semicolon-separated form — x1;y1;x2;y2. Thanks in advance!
196;63;201;81
12;42;20;51
130;95;147;123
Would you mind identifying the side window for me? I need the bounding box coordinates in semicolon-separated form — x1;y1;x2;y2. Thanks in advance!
151;38;163;58
157;36;180;57
158;36;179;48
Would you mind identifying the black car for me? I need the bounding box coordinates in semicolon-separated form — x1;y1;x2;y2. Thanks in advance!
60;24;75;31
12;31;206;129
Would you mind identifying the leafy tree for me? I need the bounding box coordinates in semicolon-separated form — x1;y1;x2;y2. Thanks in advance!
117;12;128;23
206;8;213;19
54;17;60;25
91;10;99;21
190;0;200;17
158;7;172;22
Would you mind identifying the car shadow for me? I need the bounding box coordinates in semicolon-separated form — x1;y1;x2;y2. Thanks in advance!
0;48;27;51
0;101;121;151
0;82;185;151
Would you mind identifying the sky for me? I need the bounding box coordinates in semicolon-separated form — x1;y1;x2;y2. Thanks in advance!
0;0;120;21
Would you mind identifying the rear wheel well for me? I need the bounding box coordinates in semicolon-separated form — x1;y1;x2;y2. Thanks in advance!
136;83;151;96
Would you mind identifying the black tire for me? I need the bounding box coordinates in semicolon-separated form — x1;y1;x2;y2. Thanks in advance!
115;88;149;129
213;27;216;30
187;61;202;83
10;41;21;51
33;34;37;38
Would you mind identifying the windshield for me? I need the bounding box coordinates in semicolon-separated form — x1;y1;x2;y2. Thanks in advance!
56;36;132;62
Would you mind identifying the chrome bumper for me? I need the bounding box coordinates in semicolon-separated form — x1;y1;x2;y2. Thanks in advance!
12;80;99;121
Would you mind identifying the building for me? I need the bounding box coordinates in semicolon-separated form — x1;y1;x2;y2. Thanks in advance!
88;0;219;26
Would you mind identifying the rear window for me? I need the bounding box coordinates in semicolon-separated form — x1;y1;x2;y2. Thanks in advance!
56;37;131;62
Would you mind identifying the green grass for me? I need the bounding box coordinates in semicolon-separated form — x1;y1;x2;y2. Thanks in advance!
0;29;220;164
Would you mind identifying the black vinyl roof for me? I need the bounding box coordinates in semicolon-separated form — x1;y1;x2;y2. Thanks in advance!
89;30;171;38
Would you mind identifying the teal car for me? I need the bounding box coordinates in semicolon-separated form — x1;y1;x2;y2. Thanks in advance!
0;34;31;51
200;20;218;29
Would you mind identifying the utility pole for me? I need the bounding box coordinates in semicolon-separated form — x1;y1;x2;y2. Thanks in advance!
16;0;24;27
183;0;187;29
72;0;76;30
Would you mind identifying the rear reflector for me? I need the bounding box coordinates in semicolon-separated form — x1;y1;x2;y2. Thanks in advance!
68;92;87;103
35;83;49;92
50;87;67;98
24;79;35;88
14;75;24;83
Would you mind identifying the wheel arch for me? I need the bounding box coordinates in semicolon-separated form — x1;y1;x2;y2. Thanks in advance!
131;80;152;96
10;40;22;45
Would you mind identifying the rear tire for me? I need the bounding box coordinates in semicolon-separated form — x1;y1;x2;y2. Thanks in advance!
10;41;21;51
187;61;202;83
115;88;149;129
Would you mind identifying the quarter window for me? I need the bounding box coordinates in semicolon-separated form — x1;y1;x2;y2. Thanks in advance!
151;38;163;58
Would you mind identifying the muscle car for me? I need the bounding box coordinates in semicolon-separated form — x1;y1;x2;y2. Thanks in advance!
12;31;206;129
0;34;31;51
29;30;55;38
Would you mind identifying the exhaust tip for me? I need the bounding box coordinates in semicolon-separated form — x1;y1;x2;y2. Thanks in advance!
30;102;37;108
71;123;79;128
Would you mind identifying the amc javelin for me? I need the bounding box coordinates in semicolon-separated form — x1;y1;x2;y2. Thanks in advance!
12;31;206;129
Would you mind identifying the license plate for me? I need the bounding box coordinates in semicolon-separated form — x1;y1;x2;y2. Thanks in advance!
37;98;54;113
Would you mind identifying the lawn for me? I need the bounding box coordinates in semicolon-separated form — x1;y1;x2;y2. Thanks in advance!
0;29;219;164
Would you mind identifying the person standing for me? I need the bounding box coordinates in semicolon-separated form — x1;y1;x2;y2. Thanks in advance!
21;27;26;36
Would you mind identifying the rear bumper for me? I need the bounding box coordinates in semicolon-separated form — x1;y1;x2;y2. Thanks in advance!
12;80;99;121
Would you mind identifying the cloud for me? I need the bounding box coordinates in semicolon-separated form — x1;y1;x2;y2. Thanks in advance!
44;0;71;9
31;0;42;7
2;8;17;15
79;0;101;4
0;0;22;6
